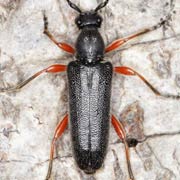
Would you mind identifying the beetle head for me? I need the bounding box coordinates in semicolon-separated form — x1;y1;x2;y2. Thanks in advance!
75;11;102;29
66;0;109;29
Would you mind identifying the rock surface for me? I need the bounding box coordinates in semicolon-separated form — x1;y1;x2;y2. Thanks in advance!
0;0;180;180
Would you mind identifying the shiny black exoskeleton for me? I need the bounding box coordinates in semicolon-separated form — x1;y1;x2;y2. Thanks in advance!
67;0;113;174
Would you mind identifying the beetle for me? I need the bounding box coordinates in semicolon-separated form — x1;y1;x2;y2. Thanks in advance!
0;0;180;179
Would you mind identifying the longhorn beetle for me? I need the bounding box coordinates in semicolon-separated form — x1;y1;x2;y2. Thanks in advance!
0;0;180;179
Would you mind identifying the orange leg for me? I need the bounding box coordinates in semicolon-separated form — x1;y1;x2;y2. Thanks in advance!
43;12;75;54
105;19;166;53
0;64;66;92
115;66;180;99
112;115;134;180
46;114;68;180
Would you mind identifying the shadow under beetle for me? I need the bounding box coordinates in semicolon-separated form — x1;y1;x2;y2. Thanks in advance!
1;0;180;179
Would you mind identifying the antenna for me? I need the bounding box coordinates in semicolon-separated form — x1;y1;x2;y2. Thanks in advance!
95;0;109;12
66;0;82;13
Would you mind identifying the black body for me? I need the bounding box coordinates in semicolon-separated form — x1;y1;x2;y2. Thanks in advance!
67;10;113;174
68;61;112;173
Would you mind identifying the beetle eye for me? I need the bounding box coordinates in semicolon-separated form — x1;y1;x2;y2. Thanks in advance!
97;18;101;22
77;20;81;24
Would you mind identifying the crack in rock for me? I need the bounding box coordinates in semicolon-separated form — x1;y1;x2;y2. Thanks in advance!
112;149;125;180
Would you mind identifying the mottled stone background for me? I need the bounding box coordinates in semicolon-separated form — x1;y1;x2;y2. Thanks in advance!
0;0;180;180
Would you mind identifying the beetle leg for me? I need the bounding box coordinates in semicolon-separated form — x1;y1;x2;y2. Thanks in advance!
105;19;166;53
112;115;134;180
114;66;180;99
43;12;75;54
46;114;68;180
0;64;66;93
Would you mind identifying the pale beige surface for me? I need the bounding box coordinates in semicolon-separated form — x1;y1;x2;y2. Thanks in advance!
0;0;180;180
